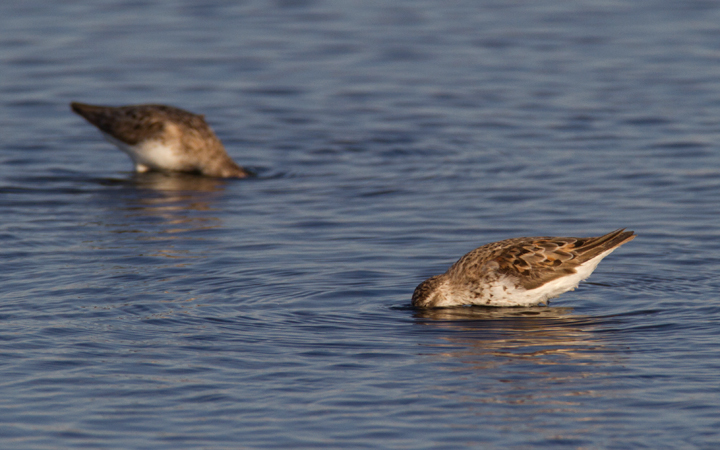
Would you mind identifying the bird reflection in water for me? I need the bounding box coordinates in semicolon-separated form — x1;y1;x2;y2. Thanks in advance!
124;171;228;238
411;304;620;434
413;305;604;364
96;172;233;261
131;170;229;193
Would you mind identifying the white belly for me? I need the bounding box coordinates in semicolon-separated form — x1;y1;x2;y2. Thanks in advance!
102;133;185;172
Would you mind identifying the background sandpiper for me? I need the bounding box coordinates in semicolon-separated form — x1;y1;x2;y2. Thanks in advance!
71;102;250;178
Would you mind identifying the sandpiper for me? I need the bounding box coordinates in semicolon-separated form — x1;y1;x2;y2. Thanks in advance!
412;228;635;308
71;102;250;178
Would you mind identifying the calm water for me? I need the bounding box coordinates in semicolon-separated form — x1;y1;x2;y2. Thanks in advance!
2;0;720;448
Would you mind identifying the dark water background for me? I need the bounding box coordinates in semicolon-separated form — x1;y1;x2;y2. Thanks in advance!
2;1;720;448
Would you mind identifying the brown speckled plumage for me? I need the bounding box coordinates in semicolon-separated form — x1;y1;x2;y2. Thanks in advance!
412;229;635;308
71;102;250;178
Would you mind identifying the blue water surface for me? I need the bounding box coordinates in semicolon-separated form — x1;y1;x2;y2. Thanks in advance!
1;1;720;448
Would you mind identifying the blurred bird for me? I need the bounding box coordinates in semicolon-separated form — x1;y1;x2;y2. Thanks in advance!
71;102;250;178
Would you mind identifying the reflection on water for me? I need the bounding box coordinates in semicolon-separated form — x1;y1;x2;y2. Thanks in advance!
413;306;615;421
131;171;230;194
414;305;605;365
91;173;230;262
119;172;229;237
407;306;625;447
414;304;580;322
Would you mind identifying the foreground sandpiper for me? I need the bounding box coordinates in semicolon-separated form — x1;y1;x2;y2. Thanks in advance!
412;228;635;308
71;102;250;178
